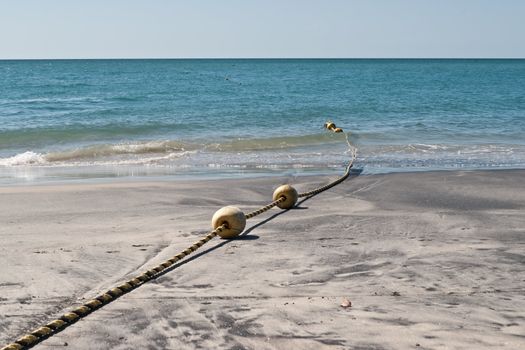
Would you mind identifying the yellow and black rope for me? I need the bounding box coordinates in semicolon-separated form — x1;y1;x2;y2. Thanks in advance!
2;121;357;350
299;125;356;198
1;226;225;350
243;122;355;219
244;196;286;219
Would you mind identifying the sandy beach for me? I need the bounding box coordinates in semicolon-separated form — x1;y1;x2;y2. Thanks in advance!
1;170;524;349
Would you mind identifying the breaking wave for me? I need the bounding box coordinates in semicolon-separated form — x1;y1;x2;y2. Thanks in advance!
0;133;347;167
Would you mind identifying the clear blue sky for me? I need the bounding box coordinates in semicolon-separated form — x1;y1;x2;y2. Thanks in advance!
0;0;524;59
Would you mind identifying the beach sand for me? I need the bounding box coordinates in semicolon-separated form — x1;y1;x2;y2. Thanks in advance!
1;170;524;349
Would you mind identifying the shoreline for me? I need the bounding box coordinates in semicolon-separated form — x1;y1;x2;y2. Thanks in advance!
1;166;525;188
1;169;524;349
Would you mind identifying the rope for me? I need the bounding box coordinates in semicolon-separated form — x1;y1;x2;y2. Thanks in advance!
298;129;357;198
1;225;226;350
245;196;286;219
2;121;357;350
244;127;357;220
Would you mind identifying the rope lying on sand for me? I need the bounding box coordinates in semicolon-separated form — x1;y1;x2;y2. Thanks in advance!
2;121;357;350
1;225;226;350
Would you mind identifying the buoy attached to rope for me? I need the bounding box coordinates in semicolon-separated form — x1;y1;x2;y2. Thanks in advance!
272;184;298;209
211;206;246;238
1;120;357;350
324;121;343;133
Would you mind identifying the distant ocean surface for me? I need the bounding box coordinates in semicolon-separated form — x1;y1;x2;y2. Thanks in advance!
1;59;524;184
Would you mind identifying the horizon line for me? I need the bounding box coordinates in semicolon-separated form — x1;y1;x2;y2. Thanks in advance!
1;57;525;61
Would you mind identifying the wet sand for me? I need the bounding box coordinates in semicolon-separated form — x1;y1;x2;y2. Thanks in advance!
1;170;524;349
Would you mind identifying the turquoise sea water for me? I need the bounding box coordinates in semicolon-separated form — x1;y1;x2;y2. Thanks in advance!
0;59;524;183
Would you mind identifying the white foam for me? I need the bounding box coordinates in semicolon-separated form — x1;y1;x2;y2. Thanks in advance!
0;151;47;166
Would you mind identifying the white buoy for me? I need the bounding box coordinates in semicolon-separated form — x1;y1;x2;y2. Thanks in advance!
272;184;298;209
211;206;246;238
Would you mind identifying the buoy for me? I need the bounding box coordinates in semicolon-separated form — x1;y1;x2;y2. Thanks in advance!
324;121;344;133
211;206;246;238
324;121;336;130
273;184;298;209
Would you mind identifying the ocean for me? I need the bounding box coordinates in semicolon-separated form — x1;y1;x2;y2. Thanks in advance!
0;59;524;184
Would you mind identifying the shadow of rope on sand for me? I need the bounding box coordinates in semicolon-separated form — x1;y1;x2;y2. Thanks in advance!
152;168;363;281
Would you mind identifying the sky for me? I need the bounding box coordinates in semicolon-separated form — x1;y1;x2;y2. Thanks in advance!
0;0;524;59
